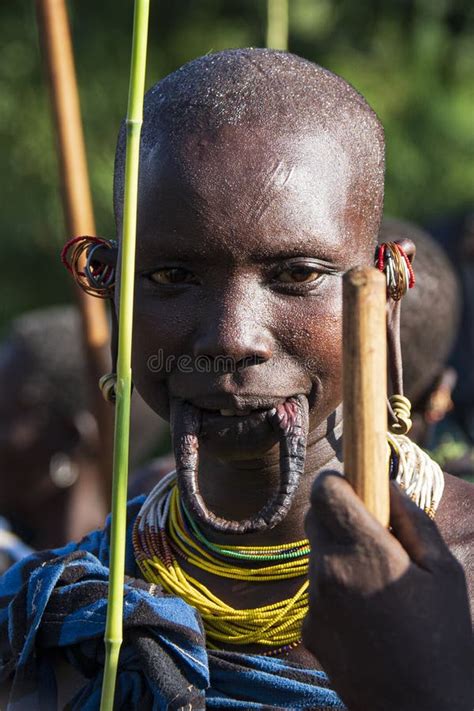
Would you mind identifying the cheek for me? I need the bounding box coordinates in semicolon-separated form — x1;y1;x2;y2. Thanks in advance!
276;280;343;408
131;292;195;418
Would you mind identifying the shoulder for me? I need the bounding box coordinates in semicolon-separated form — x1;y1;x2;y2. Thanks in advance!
435;473;474;608
436;473;474;546
94;494;146;575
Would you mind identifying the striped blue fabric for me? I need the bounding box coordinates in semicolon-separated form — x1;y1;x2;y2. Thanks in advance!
0;497;345;710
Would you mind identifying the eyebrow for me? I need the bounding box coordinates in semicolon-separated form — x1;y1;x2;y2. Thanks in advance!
250;251;341;268
136;233;344;268
137;249;341;268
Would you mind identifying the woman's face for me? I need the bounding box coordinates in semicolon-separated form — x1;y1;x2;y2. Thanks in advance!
124;125;373;461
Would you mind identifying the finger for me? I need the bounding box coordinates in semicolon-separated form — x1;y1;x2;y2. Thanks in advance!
389;482;453;570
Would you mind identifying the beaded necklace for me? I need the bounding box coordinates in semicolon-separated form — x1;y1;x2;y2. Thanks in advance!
172;490;310;577
133;471;309;650
179;497;311;564
133;436;444;653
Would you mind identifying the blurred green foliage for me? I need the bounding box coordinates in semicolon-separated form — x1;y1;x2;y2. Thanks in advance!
1;0;473;328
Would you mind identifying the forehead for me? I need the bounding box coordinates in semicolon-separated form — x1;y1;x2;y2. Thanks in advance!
136;124;368;265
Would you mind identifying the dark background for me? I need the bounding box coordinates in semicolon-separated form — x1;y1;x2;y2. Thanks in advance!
2;0;473;328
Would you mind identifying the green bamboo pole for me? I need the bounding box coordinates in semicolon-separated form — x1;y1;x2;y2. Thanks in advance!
100;1;150;709
266;0;289;50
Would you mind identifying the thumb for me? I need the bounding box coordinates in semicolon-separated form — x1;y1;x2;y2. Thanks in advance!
307;470;388;546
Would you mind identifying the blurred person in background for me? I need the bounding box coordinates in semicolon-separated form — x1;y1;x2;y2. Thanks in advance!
383;218;473;481
0;305;166;564
426;211;474;447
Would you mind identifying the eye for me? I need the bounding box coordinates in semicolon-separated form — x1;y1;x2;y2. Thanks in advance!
275;265;321;284
148;267;197;285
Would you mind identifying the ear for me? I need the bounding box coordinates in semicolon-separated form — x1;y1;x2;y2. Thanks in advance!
88;242;118;268
62;236;119;299
88;241;119;295
83;241;119;369
381;237;417;321
395;238;416;264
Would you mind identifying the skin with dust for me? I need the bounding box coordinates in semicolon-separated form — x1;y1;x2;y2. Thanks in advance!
110;51;474;707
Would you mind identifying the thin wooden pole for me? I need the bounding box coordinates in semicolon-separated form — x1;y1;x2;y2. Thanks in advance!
266;0;289;50
343;267;389;527
36;0;113;508
100;2;150;709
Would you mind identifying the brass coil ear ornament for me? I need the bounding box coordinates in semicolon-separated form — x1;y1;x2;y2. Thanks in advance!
61;236;118;298
99;372;117;404
388;394;412;435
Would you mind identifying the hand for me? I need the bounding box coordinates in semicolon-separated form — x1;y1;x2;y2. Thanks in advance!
302;472;473;711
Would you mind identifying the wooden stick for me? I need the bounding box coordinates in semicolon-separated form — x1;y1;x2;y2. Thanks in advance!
343;267;389;527
36;0;113;508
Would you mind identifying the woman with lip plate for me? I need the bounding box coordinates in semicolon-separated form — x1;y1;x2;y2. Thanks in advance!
1;50;473;711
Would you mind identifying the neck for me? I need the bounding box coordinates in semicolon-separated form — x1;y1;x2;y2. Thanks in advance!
197;406;343;546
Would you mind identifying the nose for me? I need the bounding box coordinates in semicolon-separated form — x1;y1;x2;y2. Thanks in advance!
193;292;273;369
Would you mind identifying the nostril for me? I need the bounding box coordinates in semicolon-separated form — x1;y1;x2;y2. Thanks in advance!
193;321;274;367
208;354;267;374
236;355;267;370
193;337;273;367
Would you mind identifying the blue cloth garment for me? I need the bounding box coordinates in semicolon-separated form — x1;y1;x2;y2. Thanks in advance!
0;497;345;710
207;653;344;709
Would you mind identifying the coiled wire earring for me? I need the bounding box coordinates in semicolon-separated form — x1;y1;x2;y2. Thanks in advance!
99;372;117;404
61;235;118;299
61;235;121;403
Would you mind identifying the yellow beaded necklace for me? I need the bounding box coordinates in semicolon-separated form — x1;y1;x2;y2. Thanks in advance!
133;472;309;650
132;439;444;651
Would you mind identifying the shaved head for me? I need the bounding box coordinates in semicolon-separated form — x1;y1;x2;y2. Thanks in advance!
114;48;387;468
114;48;385;245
